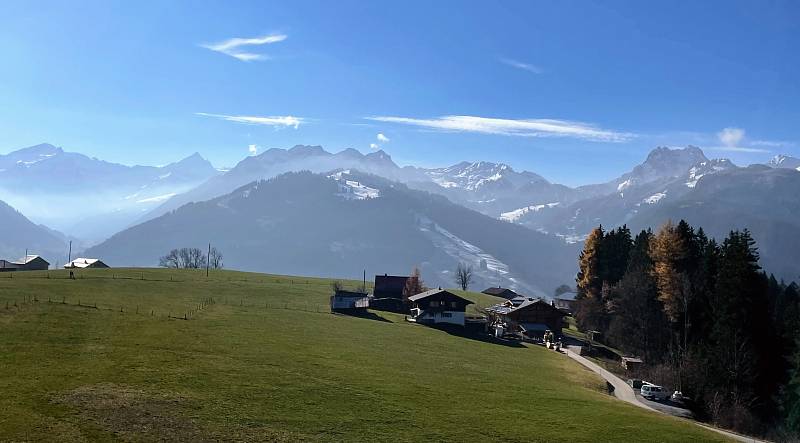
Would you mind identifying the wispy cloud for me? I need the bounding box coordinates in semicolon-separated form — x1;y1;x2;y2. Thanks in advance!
367;115;633;142
708;127;770;153
369;143;379;150
248;144;258;155
377;133;390;143
196;112;303;129
499;58;543;74
200;33;287;62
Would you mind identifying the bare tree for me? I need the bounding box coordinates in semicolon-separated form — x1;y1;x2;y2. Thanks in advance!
455;262;473;291
208;247;223;269
160;247;207;269
403;266;427;298
159;249;181;269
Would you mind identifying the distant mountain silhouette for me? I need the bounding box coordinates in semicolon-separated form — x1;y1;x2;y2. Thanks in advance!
87;171;580;296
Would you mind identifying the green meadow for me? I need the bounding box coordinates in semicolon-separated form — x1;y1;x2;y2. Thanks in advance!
0;268;728;442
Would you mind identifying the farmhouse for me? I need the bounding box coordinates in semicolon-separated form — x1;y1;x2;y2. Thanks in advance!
407;288;473;326
330;290;369;313
64;258;109;269
486;296;566;339
0;255;49;271
482;286;521;300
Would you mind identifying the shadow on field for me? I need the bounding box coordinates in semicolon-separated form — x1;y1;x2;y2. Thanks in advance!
336;311;394;323
430;325;526;348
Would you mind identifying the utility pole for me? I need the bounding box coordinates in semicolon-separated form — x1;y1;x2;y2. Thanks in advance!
206;242;211;277
363;269;366;292
67;241;72;263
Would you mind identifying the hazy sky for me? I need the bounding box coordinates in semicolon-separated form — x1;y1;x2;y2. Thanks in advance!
1;0;798;185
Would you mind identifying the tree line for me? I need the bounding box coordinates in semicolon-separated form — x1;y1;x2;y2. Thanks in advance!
574;221;800;437
158;247;223;270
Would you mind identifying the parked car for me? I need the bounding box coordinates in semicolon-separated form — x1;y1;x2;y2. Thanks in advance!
671;391;689;403
641;383;670;401
628;379;643;389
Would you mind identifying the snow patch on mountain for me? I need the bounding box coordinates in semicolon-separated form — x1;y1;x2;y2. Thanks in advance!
328;171;380;200
416;215;537;294
641;191;667;205
136;193;177;204
499;202;560;222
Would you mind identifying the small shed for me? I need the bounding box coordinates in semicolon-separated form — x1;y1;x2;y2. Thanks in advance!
554;291;578;314
330;290;369;313
621;357;644;372
64;258;110;269
407;288;473;326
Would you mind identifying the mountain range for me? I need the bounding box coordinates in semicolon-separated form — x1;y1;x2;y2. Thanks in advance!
86;171;580;295
0;143;218;243
2;141;799;286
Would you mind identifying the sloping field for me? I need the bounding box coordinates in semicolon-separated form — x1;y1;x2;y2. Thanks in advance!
0;269;727;442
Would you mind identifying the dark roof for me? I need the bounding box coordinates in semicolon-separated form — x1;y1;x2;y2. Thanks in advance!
555;291;578;301
408;289;474;305
487;297;565;316
481;287;520;298
373;275;410;297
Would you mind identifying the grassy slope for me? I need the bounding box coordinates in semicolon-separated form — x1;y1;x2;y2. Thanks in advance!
0;269;727;442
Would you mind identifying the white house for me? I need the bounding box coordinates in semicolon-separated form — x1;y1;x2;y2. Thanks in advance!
407;289;473;326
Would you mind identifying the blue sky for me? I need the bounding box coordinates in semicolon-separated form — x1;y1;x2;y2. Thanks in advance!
1;0;798;185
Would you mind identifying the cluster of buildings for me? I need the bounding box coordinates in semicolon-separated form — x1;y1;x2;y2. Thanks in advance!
0;254;109;272
331;275;568;340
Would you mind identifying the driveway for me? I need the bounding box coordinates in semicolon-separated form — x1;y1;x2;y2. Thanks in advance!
563;346;766;443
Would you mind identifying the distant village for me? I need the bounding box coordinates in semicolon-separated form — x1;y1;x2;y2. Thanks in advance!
331;273;577;344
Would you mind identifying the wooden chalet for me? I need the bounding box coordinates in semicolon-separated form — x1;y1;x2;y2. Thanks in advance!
407;288;473;326
486;296;566;339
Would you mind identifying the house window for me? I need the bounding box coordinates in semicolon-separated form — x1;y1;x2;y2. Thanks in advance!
450;301;458;308
430;301;439;308
441;312;452;318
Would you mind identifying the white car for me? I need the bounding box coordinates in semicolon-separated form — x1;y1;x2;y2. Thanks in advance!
641;383;670;401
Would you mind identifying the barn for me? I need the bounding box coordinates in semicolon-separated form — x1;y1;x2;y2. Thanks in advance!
0;255;50;271
64;258;110;269
407;289;473;326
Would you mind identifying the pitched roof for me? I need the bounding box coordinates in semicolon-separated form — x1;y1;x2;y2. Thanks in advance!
64;258;104;269
487;297;564;316
407;288;473;305
481;287;520;298
13;255;48;265
333;289;369;298
555;291;578;301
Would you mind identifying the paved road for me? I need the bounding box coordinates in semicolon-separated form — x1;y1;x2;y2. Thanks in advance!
563;346;766;443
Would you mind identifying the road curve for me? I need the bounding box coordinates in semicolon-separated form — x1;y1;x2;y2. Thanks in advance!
563;346;766;443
